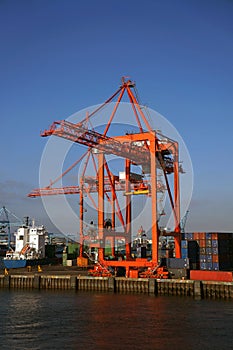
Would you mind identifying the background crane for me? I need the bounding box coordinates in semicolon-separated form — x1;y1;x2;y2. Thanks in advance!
0;206;23;249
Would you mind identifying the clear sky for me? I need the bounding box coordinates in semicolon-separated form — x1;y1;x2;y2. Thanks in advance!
1;0;233;234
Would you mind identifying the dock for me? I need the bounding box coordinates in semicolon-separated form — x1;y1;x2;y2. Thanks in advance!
0;265;232;300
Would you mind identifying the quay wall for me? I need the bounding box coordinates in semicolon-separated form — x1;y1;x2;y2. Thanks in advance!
0;274;232;300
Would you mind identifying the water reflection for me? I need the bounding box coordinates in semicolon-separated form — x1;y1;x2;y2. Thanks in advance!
0;290;232;350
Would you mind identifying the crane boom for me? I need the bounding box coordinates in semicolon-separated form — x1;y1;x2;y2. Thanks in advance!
41;120;174;173
41;120;150;164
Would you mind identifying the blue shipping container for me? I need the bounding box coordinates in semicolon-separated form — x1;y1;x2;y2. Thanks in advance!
181;240;188;248
206;232;212;239
200;255;207;262
181;248;188;259
212;240;218;248
200;262;207;270
184;233;193;240
188;233;193;240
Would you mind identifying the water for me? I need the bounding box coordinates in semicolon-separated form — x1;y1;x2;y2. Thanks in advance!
0;290;232;350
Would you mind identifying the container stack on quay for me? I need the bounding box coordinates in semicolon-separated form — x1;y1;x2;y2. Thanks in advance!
175;232;233;282
181;232;233;271
157;232;233;281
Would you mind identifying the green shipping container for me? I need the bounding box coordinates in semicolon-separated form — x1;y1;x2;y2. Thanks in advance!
62;253;67;266
67;243;79;255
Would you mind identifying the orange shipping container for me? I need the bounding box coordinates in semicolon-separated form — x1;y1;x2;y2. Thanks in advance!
190;270;233;282
199;232;206;240
199;240;206;247
211;233;218;239
193;232;201;240
77;257;88;267
129;270;139;278
212;255;219;263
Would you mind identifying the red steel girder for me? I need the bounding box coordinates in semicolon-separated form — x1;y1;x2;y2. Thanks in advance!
28;177;164;197
41;120;150;165
41;121;175;173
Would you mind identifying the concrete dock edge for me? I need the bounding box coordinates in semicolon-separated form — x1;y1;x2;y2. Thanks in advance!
0;274;232;300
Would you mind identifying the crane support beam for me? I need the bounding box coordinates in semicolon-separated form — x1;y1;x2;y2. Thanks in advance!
28;177;165;198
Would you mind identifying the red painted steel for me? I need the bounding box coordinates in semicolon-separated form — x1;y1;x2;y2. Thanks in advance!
29;78;183;276
190;270;233;282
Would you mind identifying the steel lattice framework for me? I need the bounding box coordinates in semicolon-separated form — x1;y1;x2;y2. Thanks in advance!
29;78;182;276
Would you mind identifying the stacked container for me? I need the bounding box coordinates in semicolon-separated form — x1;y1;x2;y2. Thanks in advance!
182;232;233;271
181;239;199;269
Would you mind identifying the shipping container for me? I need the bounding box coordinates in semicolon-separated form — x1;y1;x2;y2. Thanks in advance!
162;258;190;269
181;248;188;259
188;233;193;240
212;239;218;248
199;240;206;248
199;247;206;255
67;243;79;255
181;240;188;248
211;233;218;239
206;247;212;255
184;233;193;240
129;269;138;278
212;262;219;270
187;241;199;262
62;253;67;266
198;232;206;240
200;255;207;262
193;232;200;240
190;270;233;282
205;232;211;239
200;262;207;270
181;233;233;271
77;257;88;267
66;259;73;267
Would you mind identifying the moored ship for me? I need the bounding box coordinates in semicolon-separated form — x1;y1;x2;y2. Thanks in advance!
4;219;47;269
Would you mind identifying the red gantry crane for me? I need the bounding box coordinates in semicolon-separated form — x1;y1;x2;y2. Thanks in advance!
29;78;182;277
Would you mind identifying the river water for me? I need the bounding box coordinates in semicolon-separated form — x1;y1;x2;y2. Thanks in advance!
0;289;232;350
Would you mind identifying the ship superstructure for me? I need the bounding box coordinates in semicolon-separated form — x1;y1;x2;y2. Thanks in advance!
4;219;47;268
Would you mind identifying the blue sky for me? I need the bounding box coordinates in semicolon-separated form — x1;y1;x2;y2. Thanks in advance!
1;0;233;233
